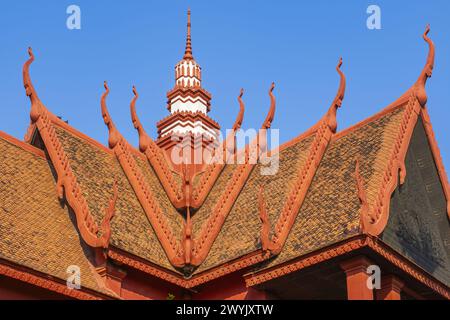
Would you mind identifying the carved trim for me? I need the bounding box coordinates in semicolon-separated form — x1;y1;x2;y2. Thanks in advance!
100;179;118;250
267;61;346;255
190;88;246;208
365;238;450;299
107;249;187;288
186;251;266;288
100;84;185;267
244;236;450;299
245;236;366;287
130;86;185;208
107;247;267;289
190;85;275;266
361;94;421;236
0;260;104;300
22;50;115;249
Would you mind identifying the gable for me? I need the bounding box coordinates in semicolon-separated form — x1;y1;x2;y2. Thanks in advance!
381;117;450;286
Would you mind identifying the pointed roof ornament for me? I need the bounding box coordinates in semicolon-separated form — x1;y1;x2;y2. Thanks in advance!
232;88;245;131
130;85;151;152
183;9;194;60
23;47;42;123
101;81;120;149
415;24;435;106
325;57;346;133
261;82;276;129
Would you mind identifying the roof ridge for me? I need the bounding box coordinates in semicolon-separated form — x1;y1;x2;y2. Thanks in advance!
354;25;440;236
21;48;117;250
190;83;276;266
260;58;346;256
100;83;185;268
190;88;246;208
130;86;185;208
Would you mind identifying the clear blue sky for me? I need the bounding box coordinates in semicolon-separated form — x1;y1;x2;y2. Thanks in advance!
0;1;449;169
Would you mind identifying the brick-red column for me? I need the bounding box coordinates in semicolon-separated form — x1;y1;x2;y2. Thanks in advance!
340;256;374;300
376;275;404;300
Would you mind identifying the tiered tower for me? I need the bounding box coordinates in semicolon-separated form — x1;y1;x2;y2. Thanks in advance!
156;10;220;168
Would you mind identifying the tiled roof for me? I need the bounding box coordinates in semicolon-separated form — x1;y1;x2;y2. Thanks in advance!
0;134;105;293
259;104;407;270
53;125;177;272
194;133;316;273
1;26;448;295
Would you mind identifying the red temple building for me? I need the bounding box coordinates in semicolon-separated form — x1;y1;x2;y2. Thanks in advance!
0;11;449;300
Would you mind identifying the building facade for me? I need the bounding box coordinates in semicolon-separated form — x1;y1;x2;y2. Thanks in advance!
0;12;449;300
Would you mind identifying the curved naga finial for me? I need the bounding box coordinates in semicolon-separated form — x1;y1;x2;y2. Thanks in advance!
101;81;120;149
325;57;346;133
261;82;276;129
232;88;245;131
130;85;151;152
23;47;42;123
415;24;435;106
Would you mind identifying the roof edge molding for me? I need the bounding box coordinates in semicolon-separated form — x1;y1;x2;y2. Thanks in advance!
267;58;346;256
22;49;118;250
100;83;186;268
190;83;276;266
130;86;185;208
190;88;246;208
357;26;441;236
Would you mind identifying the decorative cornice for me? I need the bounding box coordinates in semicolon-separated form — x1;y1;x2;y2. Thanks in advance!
0;260;104;300
244;236;450;299
107;248;187;288
107;247;267;289
245;237;366;287
156;110;220;131
366;237;450;299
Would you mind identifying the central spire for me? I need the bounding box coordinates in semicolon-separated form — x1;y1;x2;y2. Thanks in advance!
184;9;193;60
156;10;220;169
